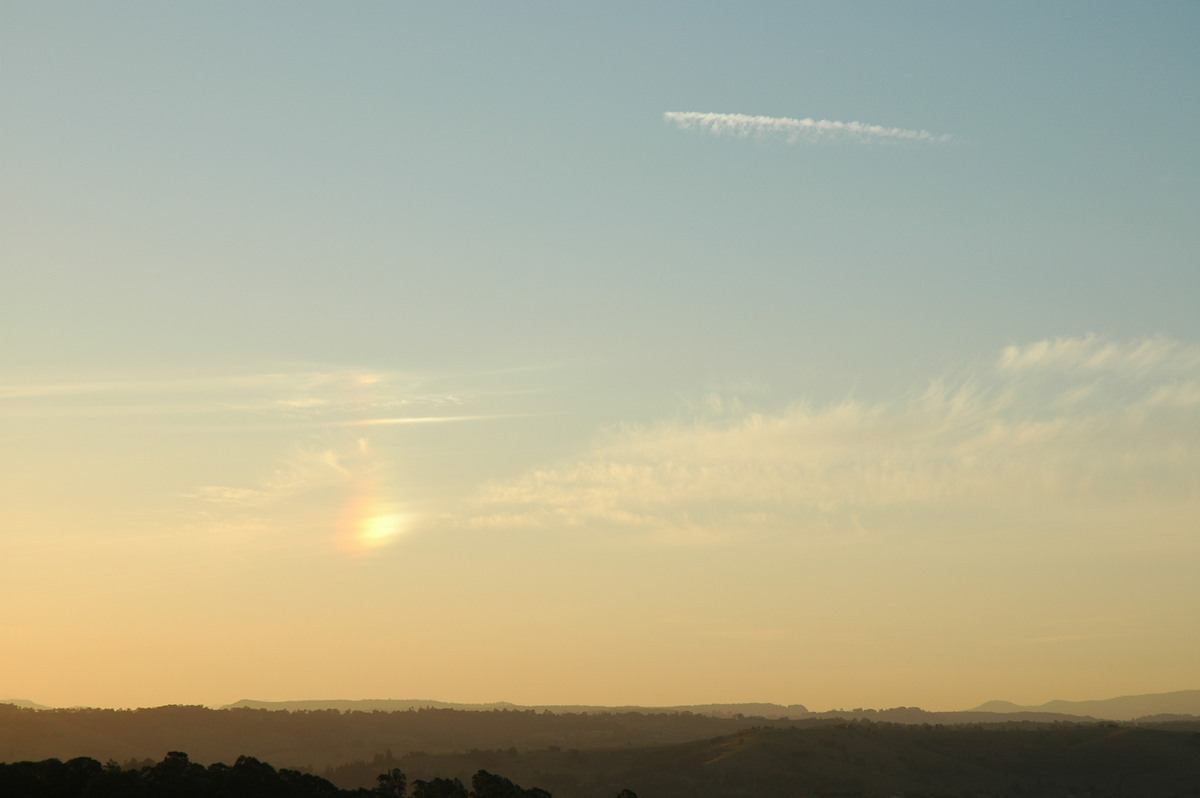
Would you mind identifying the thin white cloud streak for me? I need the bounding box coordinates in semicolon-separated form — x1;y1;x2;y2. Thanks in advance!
153;413;530;433
341;414;529;427
0;372;356;400
0;363;562;402
467;335;1200;543
0;367;462;403
0;367;475;422
664;111;951;144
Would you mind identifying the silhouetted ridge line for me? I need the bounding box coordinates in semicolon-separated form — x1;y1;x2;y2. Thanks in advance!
970;689;1200;720
221;699;811;719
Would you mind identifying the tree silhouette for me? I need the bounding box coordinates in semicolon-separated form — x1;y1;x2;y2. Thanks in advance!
376;767;407;796
410;776;467;798
471;770;518;798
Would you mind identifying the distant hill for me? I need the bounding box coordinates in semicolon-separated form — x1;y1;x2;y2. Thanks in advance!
218;697;1140;724
5;703;1200;797
972;689;1200;720
0;700;49;710
0;703;809;766
221;698;809;719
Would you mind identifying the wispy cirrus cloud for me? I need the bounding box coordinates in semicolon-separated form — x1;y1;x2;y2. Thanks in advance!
0;367;503;426
998;333;1200;375
340;414;527;427
664;111;952;144
178;436;412;555
466;334;1200;545
144;368;536;551
185;443;358;508
0;371;360;401
3;363;532;553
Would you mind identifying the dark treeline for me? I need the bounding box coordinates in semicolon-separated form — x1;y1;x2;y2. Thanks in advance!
0;751;560;798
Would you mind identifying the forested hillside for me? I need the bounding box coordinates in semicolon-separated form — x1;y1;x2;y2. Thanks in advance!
0;702;1122;769
318;722;1200;797
4;704;1200;797
0;704;791;767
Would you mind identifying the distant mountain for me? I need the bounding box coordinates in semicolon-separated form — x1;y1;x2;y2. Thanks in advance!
972;689;1200;720
0;699;50;709
223;698;511;712
221;698;809;718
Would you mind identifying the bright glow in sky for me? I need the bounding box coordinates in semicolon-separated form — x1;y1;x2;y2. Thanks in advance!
2;1;1198;712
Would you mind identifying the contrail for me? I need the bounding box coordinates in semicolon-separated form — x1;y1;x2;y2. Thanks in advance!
663;111;951;144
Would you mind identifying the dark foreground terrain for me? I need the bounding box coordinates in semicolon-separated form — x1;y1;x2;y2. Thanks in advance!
3;703;1200;797
325;722;1200;798
0;753;550;798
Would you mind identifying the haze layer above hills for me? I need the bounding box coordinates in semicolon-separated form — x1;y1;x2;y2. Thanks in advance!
222;699;810;719
223;690;1200;722
7;690;1198;721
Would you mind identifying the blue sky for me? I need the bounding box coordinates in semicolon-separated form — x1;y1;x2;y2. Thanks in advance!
2;2;1198;710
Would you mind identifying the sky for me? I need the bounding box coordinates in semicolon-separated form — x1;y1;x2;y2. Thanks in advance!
2;1;1198;713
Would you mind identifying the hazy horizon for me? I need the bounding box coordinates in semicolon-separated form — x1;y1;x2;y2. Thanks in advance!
3;2;1197;713
8;687;1200;716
